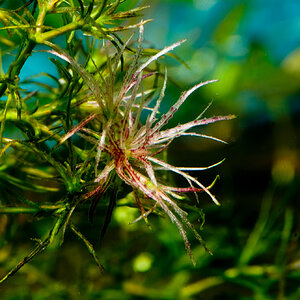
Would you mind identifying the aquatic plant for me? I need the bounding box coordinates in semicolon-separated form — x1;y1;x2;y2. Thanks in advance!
0;0;233;283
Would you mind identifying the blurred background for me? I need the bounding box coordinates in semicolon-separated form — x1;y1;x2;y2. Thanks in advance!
1;0;300;299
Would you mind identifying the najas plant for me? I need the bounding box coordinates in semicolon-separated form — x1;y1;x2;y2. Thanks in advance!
0;0;234;283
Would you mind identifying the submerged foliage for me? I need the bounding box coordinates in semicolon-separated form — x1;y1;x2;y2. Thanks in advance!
0;0;233;283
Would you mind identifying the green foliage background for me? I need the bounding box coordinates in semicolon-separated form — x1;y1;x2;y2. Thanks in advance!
0;0;300;299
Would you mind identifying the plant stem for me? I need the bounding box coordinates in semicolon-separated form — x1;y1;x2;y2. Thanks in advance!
36;6;47;34
0;40;36;98
0;205;63;214
0;210;67;284
35;20;85;43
